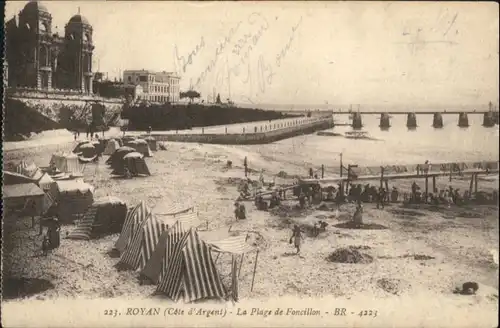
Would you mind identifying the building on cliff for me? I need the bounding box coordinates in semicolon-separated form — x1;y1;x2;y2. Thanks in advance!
123;70;181;103
5;1;95;93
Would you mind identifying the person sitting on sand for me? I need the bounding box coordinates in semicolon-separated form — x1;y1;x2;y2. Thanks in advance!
290;225;304;254
238;203;247;220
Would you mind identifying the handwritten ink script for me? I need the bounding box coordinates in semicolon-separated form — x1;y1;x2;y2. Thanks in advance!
173;37;206;74
103;307;379;319
398;11;459;53
190;22;243;89
235;16;303;99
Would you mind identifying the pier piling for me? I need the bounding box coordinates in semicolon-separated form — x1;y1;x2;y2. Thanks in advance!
483;112;496;127
379;113;391;130
351;112;363;130
458;112;469;128
406;113;417;129
432;113;444;128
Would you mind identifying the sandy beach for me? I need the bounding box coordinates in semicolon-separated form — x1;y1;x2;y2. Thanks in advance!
3;133;498;321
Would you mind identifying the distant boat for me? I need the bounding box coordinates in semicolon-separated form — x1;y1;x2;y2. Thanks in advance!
344;131;371;140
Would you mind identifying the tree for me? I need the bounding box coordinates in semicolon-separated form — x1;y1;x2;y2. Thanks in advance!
216;93;222;104
180;90;201;103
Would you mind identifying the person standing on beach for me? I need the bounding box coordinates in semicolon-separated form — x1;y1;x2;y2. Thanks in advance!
289;225;304;254
244;156;248;177
377;187;386;209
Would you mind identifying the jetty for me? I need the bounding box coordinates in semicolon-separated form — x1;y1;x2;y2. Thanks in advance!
250;161;499;199
145;116;334;145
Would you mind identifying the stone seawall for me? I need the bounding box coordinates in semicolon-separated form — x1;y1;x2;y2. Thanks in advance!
147;117;334;145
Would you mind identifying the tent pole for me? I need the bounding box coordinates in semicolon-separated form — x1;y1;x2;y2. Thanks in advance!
251;250;259;292
238;253;245;278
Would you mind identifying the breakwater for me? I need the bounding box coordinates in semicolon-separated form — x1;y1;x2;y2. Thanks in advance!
145;116;334;145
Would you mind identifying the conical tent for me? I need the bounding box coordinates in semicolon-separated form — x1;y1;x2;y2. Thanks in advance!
67;197;128;240
140;211;201;283
117;215;169;271
114;201;153;253
156;229;227;303
140;221;188;284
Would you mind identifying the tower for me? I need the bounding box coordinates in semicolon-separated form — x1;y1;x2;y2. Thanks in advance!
64;10;94;93
17;1;53;89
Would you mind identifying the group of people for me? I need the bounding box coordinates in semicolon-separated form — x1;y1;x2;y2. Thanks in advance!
406;182;493;206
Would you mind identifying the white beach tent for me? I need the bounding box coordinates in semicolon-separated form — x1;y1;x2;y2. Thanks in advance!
49;152;84;175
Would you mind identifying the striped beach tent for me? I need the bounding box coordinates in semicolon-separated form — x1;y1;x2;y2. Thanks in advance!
117;215;168;271
156;229;227;303
202;232;259;302
140;221;188;284
67;197;128;240
114;201;153;253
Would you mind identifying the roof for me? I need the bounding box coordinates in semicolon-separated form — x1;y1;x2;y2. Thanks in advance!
69;14;89;25
93;196;126;207
3;171;37;185
123;152;143;159
23;1;49;14
207;234;256;254
55;180;94;194
4;183;45;199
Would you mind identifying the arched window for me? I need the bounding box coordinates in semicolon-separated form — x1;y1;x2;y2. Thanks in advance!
39;21;48;33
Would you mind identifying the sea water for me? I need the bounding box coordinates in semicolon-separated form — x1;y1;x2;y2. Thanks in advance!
251;114;499;170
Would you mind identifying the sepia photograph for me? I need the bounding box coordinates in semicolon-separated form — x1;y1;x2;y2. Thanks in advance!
2;1;499;327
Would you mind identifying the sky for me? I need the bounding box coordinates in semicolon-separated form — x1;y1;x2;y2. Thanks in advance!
5;1;499;107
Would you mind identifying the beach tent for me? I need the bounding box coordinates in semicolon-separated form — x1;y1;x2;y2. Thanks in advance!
114;201;153;254
37;172;57;197
144;136;157;151
123;136;137;147
36;172;58;213
53;179;94;223
76;143;98;163
117;215;169;271
67;197;128;240
106;146;135;166
73;141;92;154
155;229;227;303
128;139;153;157
3;171;37;185
15;160;43;180
200;230;259;302
103;139;120;155
111;152;151;177
3;183;46;215
49;153;84;175
139;214;207;284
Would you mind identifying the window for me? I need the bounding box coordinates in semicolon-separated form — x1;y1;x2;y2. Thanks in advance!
139;76;147;82
128;76;132;83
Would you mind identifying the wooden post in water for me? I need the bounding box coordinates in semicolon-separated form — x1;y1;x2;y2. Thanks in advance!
321;165;325;179
474;173;478;194
380;166;384;189
432;176;436;192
